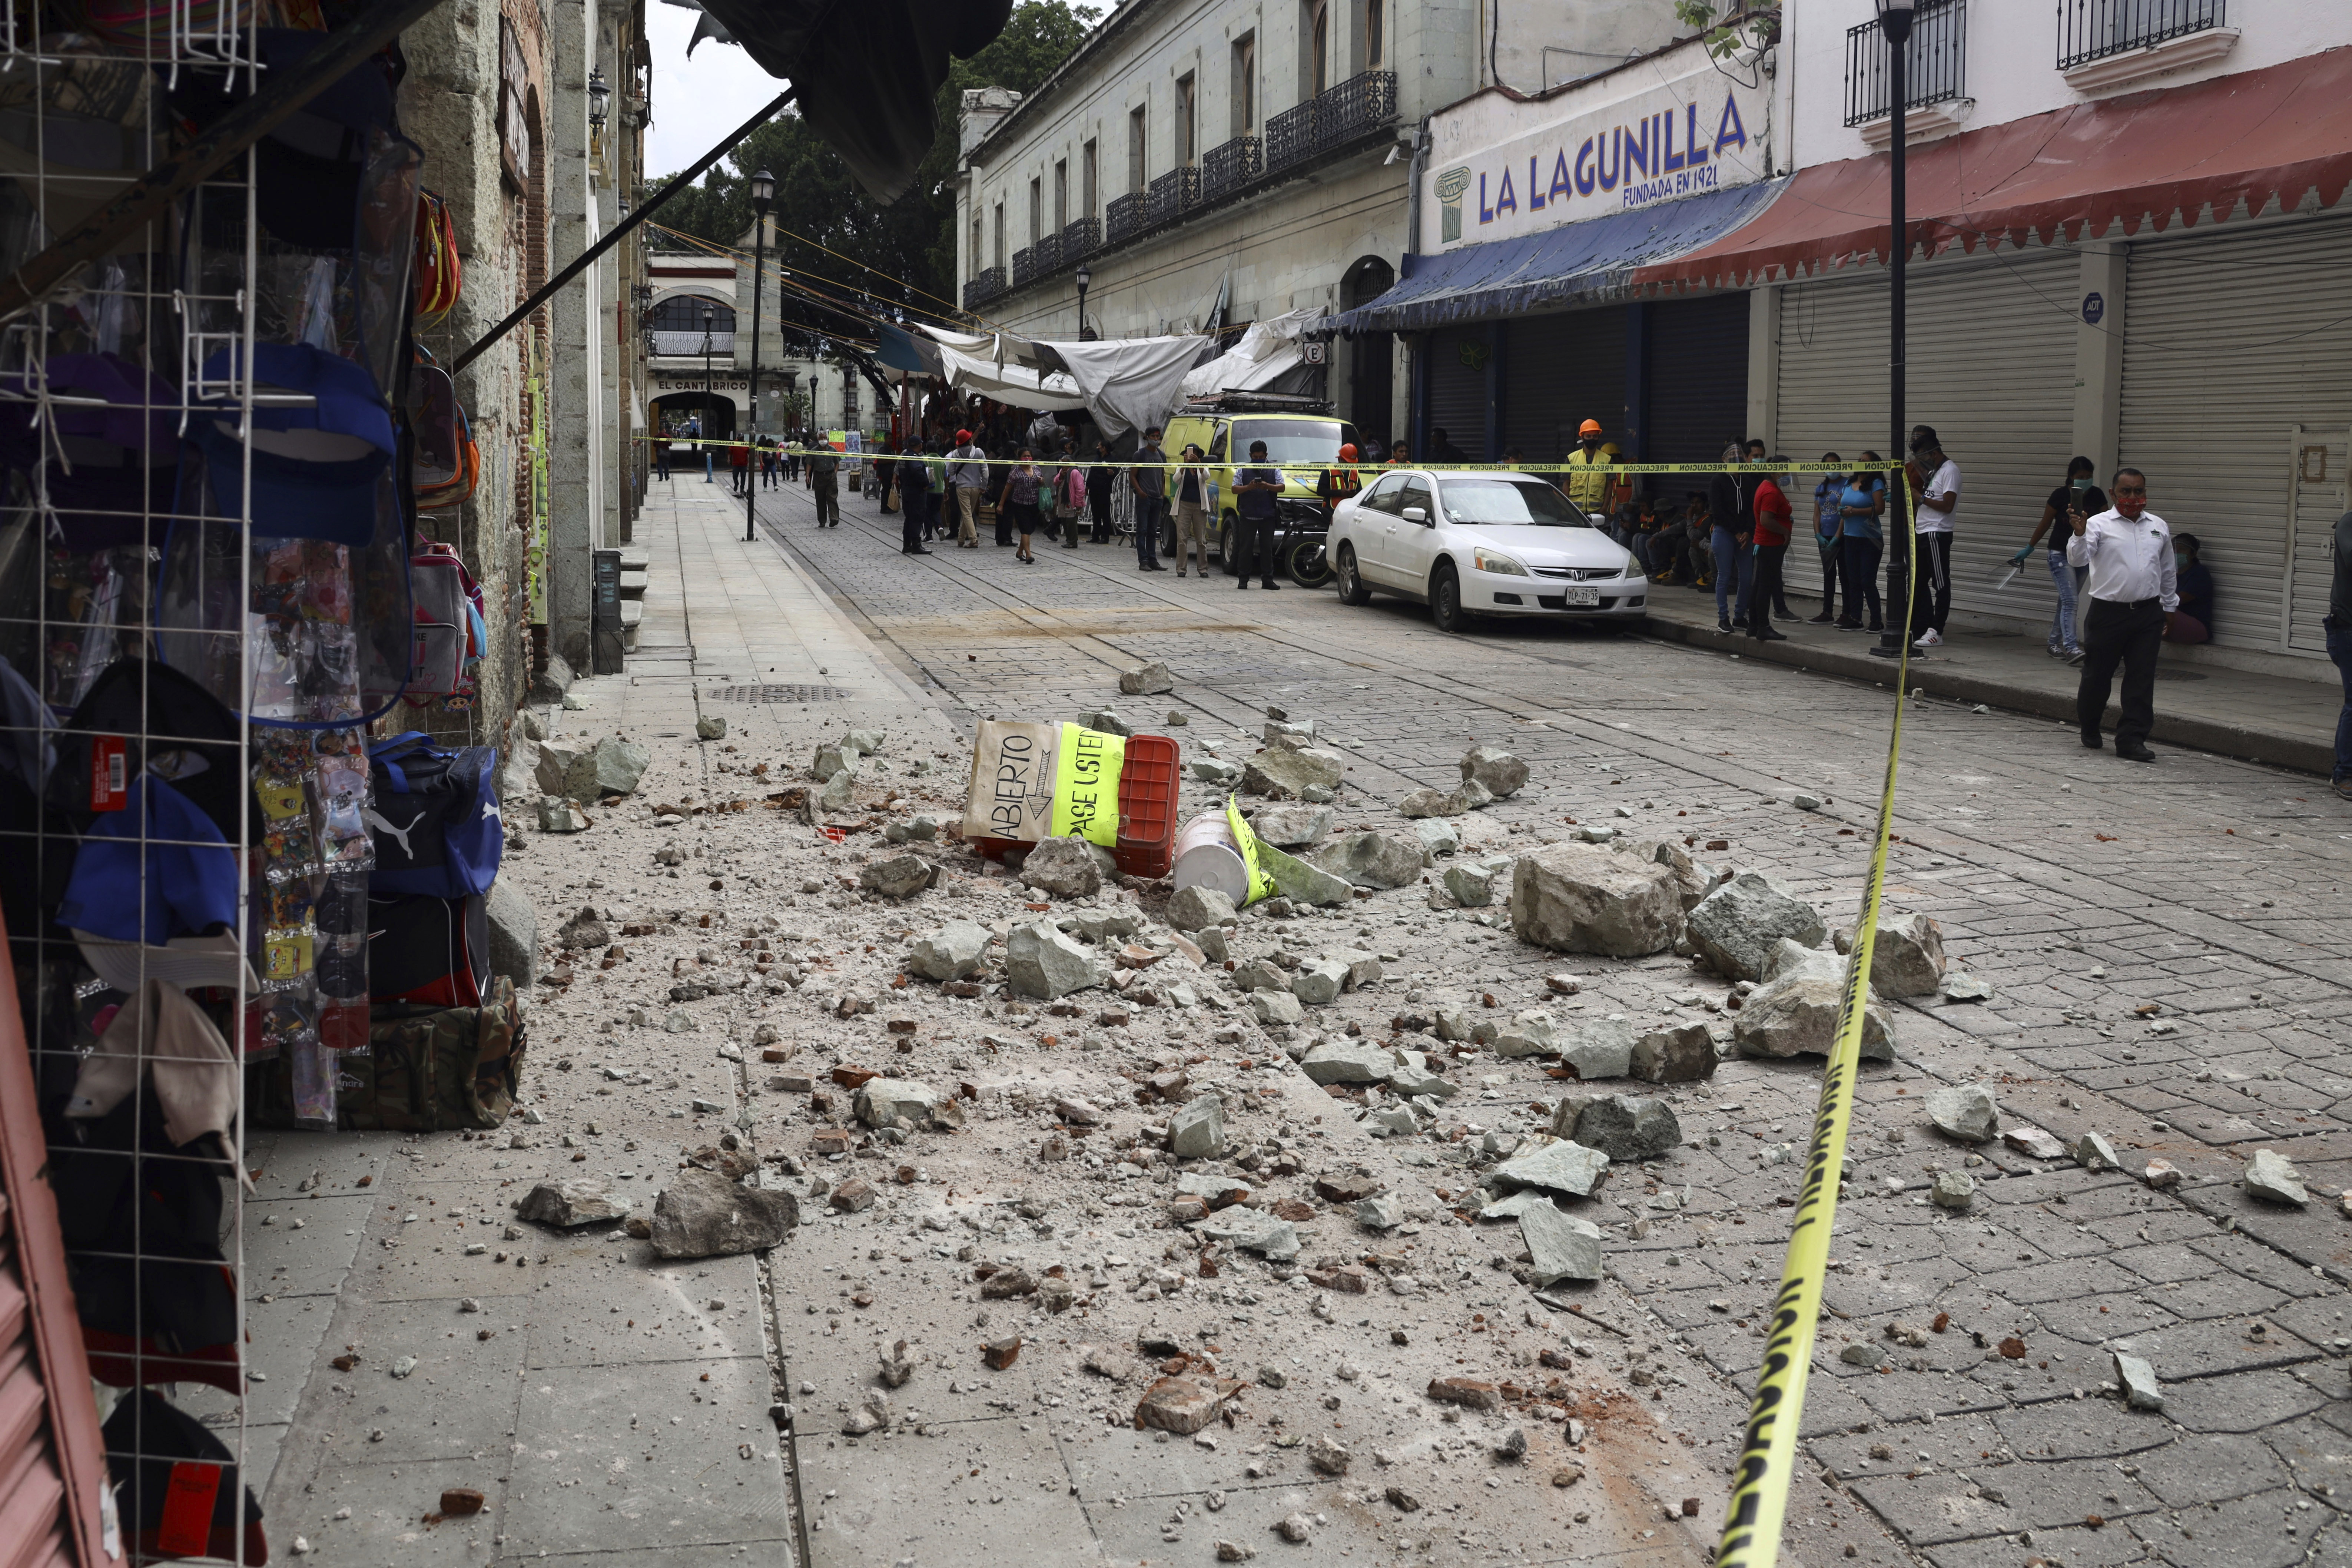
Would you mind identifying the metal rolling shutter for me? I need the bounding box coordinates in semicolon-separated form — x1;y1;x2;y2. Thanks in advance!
1773;249;2078;609
1646;294;1751;467
1424;327;1487;459
1501;308;1625;465
2121;218;2352;654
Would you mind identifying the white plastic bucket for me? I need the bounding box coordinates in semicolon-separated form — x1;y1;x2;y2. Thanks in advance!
1171;812;1251;905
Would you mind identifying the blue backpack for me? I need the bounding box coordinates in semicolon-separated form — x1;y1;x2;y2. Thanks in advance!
367;732;502;898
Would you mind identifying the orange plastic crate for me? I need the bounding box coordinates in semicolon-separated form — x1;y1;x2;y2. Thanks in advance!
1113;733;1180;880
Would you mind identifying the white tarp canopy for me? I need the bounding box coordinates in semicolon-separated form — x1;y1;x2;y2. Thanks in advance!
919;323;1210;440
1179;307;1322;401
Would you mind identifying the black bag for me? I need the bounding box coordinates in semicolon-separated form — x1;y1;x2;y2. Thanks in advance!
102;1389;267;1564
368;891;488;1008
367;731;502;898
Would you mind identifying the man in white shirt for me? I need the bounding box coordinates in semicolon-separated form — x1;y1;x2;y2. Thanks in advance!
946;430;989;549
2068;467;2176;763
1906;426;1960;649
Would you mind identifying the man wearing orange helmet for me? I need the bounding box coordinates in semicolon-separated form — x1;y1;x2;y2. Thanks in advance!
1318;443;1364;516
1562;418;1612;516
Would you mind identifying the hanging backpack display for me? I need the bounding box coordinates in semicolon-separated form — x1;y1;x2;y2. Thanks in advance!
413;188;461;325
405;542;486;702
364;730;500;898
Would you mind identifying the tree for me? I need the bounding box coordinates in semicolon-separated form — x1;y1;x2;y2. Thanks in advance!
654;0;1099;323
1672;0;1779;60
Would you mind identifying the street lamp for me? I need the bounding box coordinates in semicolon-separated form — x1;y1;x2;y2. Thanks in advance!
1868;0;1915;661
702;302;717;483
587;68;610;129
745;167;774;541
1074;262;1094;341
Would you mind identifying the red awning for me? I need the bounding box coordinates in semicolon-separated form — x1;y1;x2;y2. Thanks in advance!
1636;46;2352;290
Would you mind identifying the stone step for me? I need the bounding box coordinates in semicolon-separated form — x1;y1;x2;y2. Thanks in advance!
618;568;650;598
616;547;651;571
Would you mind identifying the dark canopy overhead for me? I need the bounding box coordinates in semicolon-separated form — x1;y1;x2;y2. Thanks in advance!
679;0;1015;200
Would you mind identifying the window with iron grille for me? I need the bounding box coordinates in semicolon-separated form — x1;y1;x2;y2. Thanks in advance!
1844;0;1967;127
2057;0;2223;69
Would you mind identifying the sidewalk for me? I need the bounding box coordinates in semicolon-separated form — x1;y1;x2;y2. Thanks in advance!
246;480;961;1565
1636;578;2342;777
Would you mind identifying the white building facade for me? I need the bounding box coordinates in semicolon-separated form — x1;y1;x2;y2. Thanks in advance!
953;0;1680;445
1337;0;2352;665
644;241;857;442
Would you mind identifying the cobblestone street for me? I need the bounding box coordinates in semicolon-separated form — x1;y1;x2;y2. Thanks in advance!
744;473;2352;1568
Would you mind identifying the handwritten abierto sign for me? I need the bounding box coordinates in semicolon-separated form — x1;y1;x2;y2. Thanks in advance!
962;720;1059;844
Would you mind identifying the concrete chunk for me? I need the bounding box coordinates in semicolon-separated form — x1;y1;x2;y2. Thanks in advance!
2113;1353;2164;1412
1835;910;1947;998
1165;885;1237;932
1518;1201;1603;1286
854;1078;966;1131
1459;746;1529;798
1687;872;1826;982
1020;835;1103;899
1570;1096;1678;1161
1005;922;1109;1000
1243;747;1347;798
1168;1097;1228;1160
1510;843;1684;958
1925;1083;1998;1143
1250;804;1334;847
650;1168;799;1259
515;1179;629;1228
1310;831;1427;890
1119;661;1175;695
908;921;990;981
1486;1136;1610;1199
1301;1039;1395;1085
859;853;933;899
1631;1022;1716;1083
1255;842;1355;906
2245;1148;2309;1206
1291;958;1351;1006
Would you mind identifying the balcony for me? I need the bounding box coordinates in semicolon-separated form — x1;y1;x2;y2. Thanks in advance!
1010;245;1035;288
1061;215;1100;261
1034;231;1064;277
1202;135;1263;203
1844;0;1968;129
2059;0;2234;87
649;329;735;357
1105;192;1145;247
964;267;1005;309
1266;70;1399;175
1145;166;1200;229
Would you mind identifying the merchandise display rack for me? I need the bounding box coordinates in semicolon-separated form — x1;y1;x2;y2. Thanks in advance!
0;1;428;1556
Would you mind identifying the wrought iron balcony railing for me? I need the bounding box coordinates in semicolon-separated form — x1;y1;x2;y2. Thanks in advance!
1844;0;1968;126
1104;192;1145;247
2058;0;2222;70
1201;136;1264;203
1061;216;1101;261
1145;165;1201;229
1266;70;1398;173
963;267;1006;309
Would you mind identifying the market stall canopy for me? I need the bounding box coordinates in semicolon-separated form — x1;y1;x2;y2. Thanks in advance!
911;323;1210;436
1179;307;1322;400
665;0;1015;200
1636;46;2352;292
1328;179;1786;335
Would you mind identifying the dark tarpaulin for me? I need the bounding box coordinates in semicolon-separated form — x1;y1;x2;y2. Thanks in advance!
1328;178;1787;335
686;0;1014;200
1639;46;2352;291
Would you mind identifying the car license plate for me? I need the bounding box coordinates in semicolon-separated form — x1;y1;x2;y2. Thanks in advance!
1561;586;1601;606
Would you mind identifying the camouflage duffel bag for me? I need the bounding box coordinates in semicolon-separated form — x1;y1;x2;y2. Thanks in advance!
252;976;525;1131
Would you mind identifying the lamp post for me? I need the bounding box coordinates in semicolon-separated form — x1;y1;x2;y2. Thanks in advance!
1074;262;1094;341
702;303;717;483
1868;0;1915;660
744;167;774;542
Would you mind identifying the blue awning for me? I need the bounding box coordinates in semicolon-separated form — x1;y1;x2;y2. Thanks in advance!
1331;177;1788;334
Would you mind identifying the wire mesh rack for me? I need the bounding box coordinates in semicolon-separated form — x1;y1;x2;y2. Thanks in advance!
0;5;438;1558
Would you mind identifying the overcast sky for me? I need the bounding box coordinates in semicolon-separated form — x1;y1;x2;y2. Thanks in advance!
644;3;786;182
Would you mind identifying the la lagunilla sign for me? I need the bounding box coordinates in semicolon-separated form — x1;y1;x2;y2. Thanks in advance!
1426;63;1770;249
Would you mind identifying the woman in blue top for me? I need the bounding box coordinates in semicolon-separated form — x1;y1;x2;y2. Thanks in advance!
1836;454;1886;632
2166;533;2215;644
1809;453;1845;624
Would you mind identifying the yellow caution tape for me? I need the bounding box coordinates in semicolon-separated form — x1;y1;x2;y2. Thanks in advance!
1049;723;1125;848
1223;795;1275;907
657;440;1905;480
1714;485;1919;1568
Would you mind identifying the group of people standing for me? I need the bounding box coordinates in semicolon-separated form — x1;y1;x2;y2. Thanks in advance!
879;428;1128;561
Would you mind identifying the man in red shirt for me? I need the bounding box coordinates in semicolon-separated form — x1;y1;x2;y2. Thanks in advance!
1748;457;1796;643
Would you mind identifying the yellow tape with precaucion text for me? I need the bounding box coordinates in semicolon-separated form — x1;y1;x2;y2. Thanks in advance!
1049;723;1125;847
1713;486;1919;1568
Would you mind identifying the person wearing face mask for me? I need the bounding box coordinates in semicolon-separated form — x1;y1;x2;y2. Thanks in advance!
2012;456;2107;665
2165;534;2213;644
1563;419;1610;515
2069;467;2174;762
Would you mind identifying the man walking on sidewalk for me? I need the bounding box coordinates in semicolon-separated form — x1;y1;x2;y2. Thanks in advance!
1232;440;1284;591
2070;468;2173;763
809;448;840;528
1131;427;1168;571
948;430;987;548
2329;507;2352;801
1908;427;1960;649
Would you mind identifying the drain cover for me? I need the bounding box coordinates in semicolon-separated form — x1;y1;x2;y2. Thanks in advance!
706;683;848;703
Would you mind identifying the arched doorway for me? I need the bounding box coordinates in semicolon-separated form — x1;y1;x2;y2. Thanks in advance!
650;391;735;442
1341;255;1395;445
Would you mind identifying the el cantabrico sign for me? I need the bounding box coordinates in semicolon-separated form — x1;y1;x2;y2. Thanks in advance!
1426;64;1769;249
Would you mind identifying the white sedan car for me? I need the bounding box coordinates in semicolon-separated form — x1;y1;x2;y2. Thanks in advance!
1326;468;1648;632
